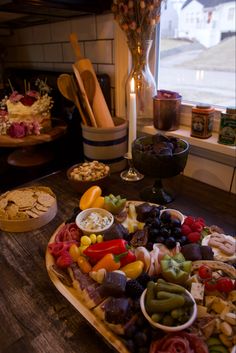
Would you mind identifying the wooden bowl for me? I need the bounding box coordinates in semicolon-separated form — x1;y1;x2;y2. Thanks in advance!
66;162;110;194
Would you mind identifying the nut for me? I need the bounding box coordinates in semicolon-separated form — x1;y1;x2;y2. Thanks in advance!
70;161;110;182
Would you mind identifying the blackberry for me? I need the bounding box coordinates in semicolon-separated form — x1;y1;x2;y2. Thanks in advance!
125;280;144;299
136;273;151;288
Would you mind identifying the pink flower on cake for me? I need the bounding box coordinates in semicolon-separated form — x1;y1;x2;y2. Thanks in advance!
9;91;24;103
8;122;26;138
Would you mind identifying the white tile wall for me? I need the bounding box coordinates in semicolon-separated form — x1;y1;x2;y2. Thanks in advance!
70;16;96;40
17;27;34;44
50;21;72;42
183;154;234;191
85;40;113;64
96;14;114;39
32;24;52;44
43;43;63;62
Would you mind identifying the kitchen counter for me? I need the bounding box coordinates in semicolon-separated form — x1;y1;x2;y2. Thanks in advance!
0;170;235;353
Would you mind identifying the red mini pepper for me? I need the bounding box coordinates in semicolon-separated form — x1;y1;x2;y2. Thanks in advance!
120;250;136;267
83;239;129;264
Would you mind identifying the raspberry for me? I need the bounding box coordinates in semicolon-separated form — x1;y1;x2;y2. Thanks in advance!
181;224;192;235
187;231;201;243
191;221;203;232
195;217;205;227
184;216;195;226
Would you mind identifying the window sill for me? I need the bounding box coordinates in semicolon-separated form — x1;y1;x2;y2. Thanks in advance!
139;125;236;167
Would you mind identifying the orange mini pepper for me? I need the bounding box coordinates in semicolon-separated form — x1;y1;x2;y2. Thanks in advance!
92;252;127;272
77;255;92;273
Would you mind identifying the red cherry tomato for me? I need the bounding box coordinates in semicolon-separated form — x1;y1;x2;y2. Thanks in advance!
205;280;217;292
198;265;212;280
216;277;234;293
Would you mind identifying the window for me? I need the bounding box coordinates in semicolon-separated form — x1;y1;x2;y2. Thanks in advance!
157;0;236;108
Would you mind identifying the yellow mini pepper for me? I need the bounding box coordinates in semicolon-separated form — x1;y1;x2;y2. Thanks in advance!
120;260;144;279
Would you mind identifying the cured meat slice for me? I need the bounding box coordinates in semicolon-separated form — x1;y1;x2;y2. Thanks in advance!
150;331;208;353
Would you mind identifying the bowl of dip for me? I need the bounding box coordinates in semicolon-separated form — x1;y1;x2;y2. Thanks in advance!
75;208;114;235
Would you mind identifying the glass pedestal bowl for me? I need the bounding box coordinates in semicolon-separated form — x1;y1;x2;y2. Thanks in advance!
132;135;189;204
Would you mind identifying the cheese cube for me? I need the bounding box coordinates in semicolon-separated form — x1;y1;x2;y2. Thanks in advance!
191;283;204;303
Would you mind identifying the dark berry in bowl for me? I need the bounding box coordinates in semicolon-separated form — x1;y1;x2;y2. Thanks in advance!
164;236;177;249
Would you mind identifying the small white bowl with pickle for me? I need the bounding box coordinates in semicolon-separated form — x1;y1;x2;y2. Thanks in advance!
140;279;197;332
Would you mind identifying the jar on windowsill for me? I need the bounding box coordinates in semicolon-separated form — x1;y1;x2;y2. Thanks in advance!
191;104;215;139
218;107;236;146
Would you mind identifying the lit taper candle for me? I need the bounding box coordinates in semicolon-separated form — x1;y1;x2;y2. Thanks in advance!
128;77;137;159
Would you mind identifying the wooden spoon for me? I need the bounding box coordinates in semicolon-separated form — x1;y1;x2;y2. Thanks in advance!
81;70;96;107
57;74;89;126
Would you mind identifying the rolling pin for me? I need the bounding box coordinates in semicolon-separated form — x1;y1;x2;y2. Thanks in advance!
69;33;115;128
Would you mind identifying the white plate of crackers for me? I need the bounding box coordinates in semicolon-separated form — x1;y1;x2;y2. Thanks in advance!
0;186;57;232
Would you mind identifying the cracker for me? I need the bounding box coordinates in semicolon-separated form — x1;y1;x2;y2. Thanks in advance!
6;203;19;219
8;190;36;208
25;210;39;219
35;203;48;212
13;212;29;220
31;207;45;216
0;209;8;220
38;193;55;207
0;198;8;210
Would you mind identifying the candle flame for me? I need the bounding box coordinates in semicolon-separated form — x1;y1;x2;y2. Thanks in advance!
131;78;135;93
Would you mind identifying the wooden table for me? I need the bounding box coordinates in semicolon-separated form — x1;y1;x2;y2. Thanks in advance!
0;171;235;353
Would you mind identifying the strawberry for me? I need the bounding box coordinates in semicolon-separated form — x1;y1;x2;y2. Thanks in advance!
181;224;191;235
187;231;201;243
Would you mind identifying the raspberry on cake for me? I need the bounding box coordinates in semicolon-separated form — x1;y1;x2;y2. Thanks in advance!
0;78;53;138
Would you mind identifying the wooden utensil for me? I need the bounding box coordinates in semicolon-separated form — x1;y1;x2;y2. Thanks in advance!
72;65;97;128
81;70;96;107
57;74;89;126
69;33;114;128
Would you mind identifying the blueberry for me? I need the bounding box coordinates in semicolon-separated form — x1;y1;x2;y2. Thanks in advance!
134;332;148;347
171;227;182;238
149;228;159;239
149;207;160;218
125;324;137;338
171;219;182;228
154;236;165;243
159;226;171;237
145;217;153;226
160;211;172;223
151;217;161;229
164;236;177;249
179;235;188;245
146;242;154;251
124;339;135;353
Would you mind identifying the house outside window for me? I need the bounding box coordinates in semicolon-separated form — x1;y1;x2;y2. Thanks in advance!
158;0;236;108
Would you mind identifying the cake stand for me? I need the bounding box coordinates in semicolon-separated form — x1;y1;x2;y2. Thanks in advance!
0;119;67;167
